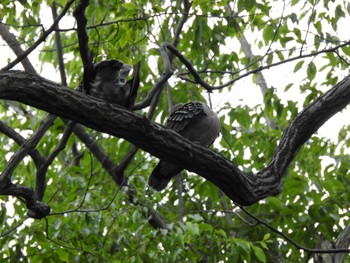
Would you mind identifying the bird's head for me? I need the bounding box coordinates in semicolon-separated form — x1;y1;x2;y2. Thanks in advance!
117;63;132;86
92;60;131;86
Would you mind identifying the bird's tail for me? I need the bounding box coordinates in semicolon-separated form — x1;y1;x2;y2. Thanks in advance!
148;161;183;191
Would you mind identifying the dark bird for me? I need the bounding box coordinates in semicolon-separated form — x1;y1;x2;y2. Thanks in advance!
80;60;140;110
148;101;221;191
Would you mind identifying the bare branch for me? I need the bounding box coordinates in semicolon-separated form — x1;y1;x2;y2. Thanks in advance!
0;114;57;186
73;0;93;94
0;120;44;167
0;218;26;238
241;207;350;254
0;23;36;74
133;46;173;110
225;4;278;129
164;42;213;91
171;0;191;50
2;71;350;205
36;121;77;201
0;183;51;219
165;41;350;91
51;1;68;86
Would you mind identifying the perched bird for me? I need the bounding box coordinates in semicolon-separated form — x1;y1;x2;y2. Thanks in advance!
148;101;221;191
80;60;140;110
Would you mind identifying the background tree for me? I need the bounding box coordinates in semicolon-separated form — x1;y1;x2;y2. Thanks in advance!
0;0;350;262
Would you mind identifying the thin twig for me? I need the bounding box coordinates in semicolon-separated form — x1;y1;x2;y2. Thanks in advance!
0;218;27;238
240;206;350;254
0;0;75;72
43;218;106;260
165;40;350;91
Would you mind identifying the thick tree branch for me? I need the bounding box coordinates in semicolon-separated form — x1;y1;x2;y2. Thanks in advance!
1;71;350;205
0;183;51;219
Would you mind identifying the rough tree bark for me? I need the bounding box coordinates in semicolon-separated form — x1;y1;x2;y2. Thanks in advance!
0;70;350;206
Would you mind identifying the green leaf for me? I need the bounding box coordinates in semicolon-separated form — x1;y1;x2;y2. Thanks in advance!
199;223;213;232
307;62;317;81
122;2;137;10
237;0;256;12
263;233;271;241
252;245;266;262
284;83;293;92
294;61;304;72
277;51;284;61
56;248;69;261
342;46;350;56
291;0;299;6
263;26;274;44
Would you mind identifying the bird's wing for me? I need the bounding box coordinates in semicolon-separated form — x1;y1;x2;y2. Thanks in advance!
165;102;205;133
124;61;141;110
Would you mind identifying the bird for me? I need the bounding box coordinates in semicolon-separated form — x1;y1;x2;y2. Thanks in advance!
79;60;140;110
148;101;221;191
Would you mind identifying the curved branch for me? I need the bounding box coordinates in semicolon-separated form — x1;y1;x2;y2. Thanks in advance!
1;71;350;205
164;43;213;91
0;183;51;219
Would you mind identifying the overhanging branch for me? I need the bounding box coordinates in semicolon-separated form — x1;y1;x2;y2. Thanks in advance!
1;70;350;205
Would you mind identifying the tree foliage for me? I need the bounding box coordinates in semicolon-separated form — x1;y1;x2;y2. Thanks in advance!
0;0;350;262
